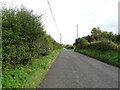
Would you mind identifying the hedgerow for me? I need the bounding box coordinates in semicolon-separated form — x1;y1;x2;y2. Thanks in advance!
88;40;119;51
2;49;61;88
64;44;74;49
75;27;119;51
2;6;62;70
75;38;119;51
74;27;119;67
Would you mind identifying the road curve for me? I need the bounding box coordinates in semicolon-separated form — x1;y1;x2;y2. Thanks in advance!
40;49;118;88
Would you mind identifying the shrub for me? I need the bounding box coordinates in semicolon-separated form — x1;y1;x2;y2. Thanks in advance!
75;38;89;49
2;69;29;88
64;45;74;49
2;6;62;70
88;40;118;51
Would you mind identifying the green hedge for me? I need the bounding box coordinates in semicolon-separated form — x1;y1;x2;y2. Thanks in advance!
75;38;89;49
75;38;119;51
64;45;74;49
2;6;62;70
88;40;119;51
75;49;119;67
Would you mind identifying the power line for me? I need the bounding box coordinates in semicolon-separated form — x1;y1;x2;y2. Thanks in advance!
46;0;60;33
46;0;62;44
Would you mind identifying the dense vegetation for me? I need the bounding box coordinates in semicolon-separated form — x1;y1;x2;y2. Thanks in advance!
2;50;60;88
2;6;62;70
75;49;119;67
1;6;62;88
75;27;119;67
64;44;74;49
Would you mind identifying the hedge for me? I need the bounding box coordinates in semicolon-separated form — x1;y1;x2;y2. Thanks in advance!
75;38;119;52
2;6;62;70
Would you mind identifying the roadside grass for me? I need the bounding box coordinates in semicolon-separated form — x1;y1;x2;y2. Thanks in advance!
2;49;61;88
0;61;1;89
75;49;119;68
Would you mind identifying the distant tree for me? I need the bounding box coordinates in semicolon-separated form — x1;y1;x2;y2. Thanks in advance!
83;35;94;42
91;27;102;41
73;43;76;46
116;34;120;43
75;38;89;49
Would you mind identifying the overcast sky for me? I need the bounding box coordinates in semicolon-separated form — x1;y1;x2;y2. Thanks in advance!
1;0;119;44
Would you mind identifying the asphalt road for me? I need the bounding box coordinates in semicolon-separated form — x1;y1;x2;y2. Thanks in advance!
40;49;118;88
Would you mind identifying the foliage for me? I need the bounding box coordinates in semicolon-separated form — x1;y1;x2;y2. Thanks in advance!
2;69;29;88
83;35;94;42
88;40;119;51
91;27;101;41
75;49;119;67
83;27;119;43
64;44;74;49
74;27;119;67
2;6;62;70
2;49;61;88
75;27;119;51
75;38;89;49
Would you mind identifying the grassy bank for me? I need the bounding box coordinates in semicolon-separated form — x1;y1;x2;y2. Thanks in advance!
2;49;61;88
75;49;119;68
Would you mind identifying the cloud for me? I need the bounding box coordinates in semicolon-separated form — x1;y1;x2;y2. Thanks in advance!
100;20;118;33
1;0;119;44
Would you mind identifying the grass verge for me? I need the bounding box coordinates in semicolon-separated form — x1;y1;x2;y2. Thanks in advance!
75;49;119;68
2;49;61;88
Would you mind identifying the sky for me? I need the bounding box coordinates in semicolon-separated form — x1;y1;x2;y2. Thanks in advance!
0;0;119;45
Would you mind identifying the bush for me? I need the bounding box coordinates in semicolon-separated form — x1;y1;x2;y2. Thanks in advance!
75;49;119;67
88;40;118;51
64;45;74;49
2;6;62;70
2;69;29;88
75;38;89;49
2;49;60;88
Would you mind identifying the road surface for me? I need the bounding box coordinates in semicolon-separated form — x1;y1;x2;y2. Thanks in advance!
40;49;118;88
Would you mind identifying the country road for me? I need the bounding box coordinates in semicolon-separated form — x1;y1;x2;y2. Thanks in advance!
40;49;118;88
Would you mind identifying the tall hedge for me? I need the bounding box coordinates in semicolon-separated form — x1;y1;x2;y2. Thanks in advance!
2;6;62;70
88;40;119;51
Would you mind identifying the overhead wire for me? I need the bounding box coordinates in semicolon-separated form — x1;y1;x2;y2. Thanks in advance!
46;0;60;33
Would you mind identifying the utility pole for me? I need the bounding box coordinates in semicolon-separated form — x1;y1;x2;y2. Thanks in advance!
76;24;78;38
60;33;62;44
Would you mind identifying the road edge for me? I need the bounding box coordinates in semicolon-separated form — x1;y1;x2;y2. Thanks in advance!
39;49;62;88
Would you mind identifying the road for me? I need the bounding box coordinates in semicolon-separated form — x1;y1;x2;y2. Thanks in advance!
40;49;118;88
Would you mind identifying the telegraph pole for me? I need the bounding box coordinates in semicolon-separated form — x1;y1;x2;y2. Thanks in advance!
76;24;78;38
60;33;62;44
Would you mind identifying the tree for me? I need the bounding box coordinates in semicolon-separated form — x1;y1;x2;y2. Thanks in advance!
75;38;89;49
91;27;102;41
83;35;94;42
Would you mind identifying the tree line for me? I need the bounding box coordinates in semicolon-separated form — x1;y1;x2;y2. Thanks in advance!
75;27;119;51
